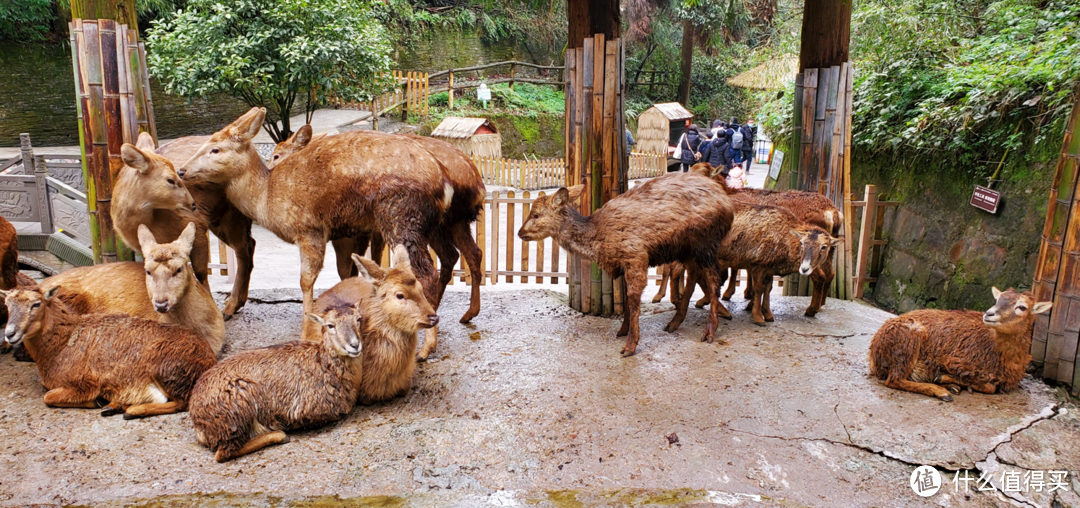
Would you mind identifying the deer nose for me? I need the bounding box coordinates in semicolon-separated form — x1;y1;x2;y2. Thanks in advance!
176;168;186;178
428;314;440;327
153;300;170;313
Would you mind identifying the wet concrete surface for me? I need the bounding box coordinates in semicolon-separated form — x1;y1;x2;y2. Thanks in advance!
1;288;1076;507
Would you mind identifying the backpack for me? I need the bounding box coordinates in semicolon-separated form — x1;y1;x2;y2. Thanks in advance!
740;125;754;148
731;130;744;150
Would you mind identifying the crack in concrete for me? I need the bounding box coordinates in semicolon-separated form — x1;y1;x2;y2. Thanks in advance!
972;404;1062;508
245;297;304;305
722;425;926;468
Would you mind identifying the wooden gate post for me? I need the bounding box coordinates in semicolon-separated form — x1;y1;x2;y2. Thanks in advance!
1032;85;1080;395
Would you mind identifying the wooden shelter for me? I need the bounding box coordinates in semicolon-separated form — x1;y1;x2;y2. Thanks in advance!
431;117;502;159
727;54;799;90
635;102;693;155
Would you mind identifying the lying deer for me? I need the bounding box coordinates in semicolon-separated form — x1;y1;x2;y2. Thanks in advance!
190;305;364;462
518;172;735;356
869;287;1051;401
2;286;216;418
41;223;225;354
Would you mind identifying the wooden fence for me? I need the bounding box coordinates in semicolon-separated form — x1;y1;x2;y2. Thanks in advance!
427;60;563;109
850;185;899;298
329;71;430;119
471;152;665;190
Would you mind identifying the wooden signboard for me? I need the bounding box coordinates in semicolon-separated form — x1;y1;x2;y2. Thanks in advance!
970;185;1001;214
768;149;784;180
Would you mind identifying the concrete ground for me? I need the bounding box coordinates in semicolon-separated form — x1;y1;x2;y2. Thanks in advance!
1;287;1077;507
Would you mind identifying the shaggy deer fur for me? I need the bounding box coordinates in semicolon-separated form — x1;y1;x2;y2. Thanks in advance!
518;172;735;356
271;127;485;360
302;247;438;404
2;286;216;418
190;306;364;462
156;134;257;320
111;136;210;287
869;287;1051;401
40;223;225;354
0;215;38;356
179;108;450;318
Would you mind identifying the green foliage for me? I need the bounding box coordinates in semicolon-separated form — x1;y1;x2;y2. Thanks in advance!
372;0;564;52
425;83;563;124
146;0;391;142
0;0;55;41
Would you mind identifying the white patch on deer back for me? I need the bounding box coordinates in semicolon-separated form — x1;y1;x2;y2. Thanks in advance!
442;183;454;210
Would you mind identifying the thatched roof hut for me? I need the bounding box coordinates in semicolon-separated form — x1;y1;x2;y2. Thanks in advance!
431;117;501;159
727;54;798;90
636;102;694;155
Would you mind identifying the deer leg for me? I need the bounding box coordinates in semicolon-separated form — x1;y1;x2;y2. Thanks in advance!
296;234;328;314
43;387;101;408
699;264;725;344
652;264;670;303
617;295;631;337
621;267;648;357
452;222;483;323
750;270;768;326
100;401;125;417
431;233;459;307
722;268;739;301
665;265;699;333
670;264;684;304
744;272;755;312
417;326;439;362
215;213;255;320
369;232;386;265
885;376;953;401
190;226;212;292
807;265;829;317
935;374;964;395
761;275;775;322
695;277;709;308
332;237;360;281
215;431;290;463
123;400;186;420
713;269;732;320
969;382;998;394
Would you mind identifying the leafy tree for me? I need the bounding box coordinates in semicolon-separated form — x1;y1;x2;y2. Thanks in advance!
146;0;392;142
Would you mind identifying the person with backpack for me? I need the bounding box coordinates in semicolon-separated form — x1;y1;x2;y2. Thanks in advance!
677;124;704;172
729;122;746;169
699;128;733;172
739;120;755;171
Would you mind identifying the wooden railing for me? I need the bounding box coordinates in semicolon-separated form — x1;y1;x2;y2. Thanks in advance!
428;60;563;109
472;152;666;190
851;184;899;298
329;70;430;118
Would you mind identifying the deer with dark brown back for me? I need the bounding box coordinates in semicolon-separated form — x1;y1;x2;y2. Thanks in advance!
518;172;735;356
272;127;485;360
2;286;216;418
178;108;450;328
869;287;1051;401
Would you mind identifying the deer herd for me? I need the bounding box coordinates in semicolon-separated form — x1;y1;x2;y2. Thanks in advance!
0;107;1053;462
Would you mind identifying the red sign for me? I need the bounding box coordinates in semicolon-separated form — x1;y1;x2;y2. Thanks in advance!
970;185;1001;214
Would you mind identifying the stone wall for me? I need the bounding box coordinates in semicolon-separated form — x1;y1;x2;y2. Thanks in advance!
854;152;1055;313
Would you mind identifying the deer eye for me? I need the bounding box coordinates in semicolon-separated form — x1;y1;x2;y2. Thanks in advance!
174;268;182;276
1017;305;1027;312
532;214;539;219
396;292;405;300
210;147;220;155
326;324;335;329
272;154;280;160
146;270;152;275
30;302;40;309
167;178;176;186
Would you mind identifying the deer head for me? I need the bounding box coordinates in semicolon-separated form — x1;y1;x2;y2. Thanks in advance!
138;222;197;313
517;185;585;242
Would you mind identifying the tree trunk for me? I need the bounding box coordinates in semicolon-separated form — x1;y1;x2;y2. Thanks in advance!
70;0;137;27
798;0;851;70
677;19;693;105
567;0;619;48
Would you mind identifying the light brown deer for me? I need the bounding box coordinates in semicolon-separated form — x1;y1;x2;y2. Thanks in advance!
178;108;450;322
156;134;257;320
302;247;438;404
518;172;735;356
0;215;38;357
40;223;225;354
272;126;485;360
111;136;209;287
869;287;1051;401
190;304;364;462
2;286;216;418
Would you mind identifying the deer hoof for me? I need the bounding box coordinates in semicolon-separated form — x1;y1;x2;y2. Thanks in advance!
101;407;123;417
122;411;139;420
620;348;636;357
947;385;962;395
753;320;766;327
721;296;732;302
804;309;818;318
663;323;679;333
940;394;954;402
415;354;429;363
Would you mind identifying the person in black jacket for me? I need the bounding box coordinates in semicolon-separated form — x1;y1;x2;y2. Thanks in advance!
740;119;756;171
679;124;704;172
700;129;733;173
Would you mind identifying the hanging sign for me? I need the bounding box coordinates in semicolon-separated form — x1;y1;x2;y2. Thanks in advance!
970;185;1001;214
768;150;785;180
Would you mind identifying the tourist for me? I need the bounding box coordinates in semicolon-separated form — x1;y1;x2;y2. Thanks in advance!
700;129;732;172
741;119;756;171
677;124;704;172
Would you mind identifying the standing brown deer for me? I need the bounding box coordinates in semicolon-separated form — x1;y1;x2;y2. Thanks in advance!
156;134;257;320
869;287;1051;401
518;172;735;356
271;126;486;361
178;108;451;319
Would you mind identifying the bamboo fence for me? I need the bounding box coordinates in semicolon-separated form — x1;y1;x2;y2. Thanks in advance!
472;152;663;190
329;71;430;118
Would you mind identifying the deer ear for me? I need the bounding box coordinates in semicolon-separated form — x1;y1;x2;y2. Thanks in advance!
830;236;845;246
992;286;1003;300
790;229;803;240
351;253;385;281
0;289;9;298
553;187;570;206
121;143;152;174
176;222;197;255
135;131;156;151
43;286;59;301
1032;301;1053;315
227;107;265;142
137;224;157;251
305;313;326;326
391;244;411;269
566;184;585;201
294;124;313;147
